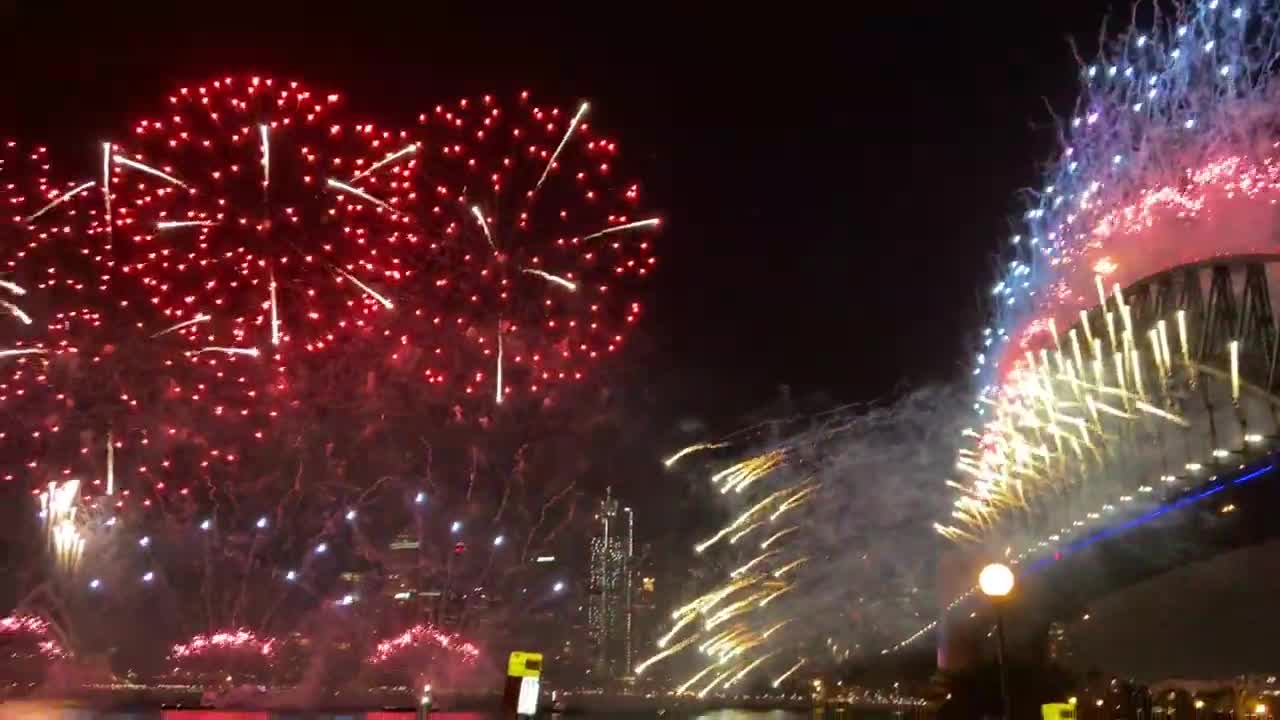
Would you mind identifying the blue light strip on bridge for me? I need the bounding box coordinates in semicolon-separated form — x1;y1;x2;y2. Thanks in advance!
1026;463;1275;573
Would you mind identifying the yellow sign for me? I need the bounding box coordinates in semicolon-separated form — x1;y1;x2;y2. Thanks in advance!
1041;703;1076;720
508;651;543;678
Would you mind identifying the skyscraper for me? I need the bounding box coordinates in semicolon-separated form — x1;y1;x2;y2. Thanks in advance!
588;488;634;679
1046;621;1074;666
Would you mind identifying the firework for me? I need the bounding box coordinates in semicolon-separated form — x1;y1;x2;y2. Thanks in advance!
40;479;85;574
772;658;805;687
662;441;729;468
953;0;1280;543
651;390;957;685
169;629;278;659
0;614;68;659
94;78;659;404
368;623;480;665
635;634;697;676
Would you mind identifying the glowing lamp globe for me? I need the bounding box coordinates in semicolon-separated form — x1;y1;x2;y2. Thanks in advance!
979;563;1015;598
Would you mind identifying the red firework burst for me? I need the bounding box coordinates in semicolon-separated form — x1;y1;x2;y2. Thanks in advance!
103;76;659;403
0;76;659;508
0;138;267;500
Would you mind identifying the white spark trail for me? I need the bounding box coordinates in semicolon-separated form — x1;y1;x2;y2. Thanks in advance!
113;156;189;188
24;181;95;222
759;526;799;550
663;442;730;468
151;313;211;338
351;143;420;182
334;267;394;309
259;124;270;191
325;178;399;214
675;665;718;695
0;348;46;359
772;658;805;687
189;346;261;358
582;217;661;241
102;142;113;222
535;101;589;192
471;206;497;252
521;268;577;292
156;220;215;230
106;430;114;497
495;327;505;405
0;280;26;296
269;268;280;346
1;299;32;324
727;652;777;687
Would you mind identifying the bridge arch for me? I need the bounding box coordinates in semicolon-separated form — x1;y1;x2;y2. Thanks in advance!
937;254;1280;670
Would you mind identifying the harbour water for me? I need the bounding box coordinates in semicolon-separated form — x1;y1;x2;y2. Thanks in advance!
0;706;927;720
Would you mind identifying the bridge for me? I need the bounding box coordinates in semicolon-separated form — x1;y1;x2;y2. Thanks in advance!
934;255;1280;671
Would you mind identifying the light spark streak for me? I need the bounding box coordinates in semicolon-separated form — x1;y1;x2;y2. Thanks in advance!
726;652;777;687
113;155;188;188
0;280;26;296
350;142;419;182
521;268;577;292
24;180;95;222
495;325;505;405
0;348;47;359
40;480;84;574
759;525;798;550
471;205;497;253
269;268;280;346
259;123;270;191
582;217;662;241
334;267;394;309
729;551;778;578
535;101;589;192
729;521;765;545
156;220;216;230
1;299;32;325
675;664;718;695
657;612;699;647
102;142;112;221
663;442;730;468
324;178;399;214
151;313;211;338
189;346;261;358
772;658;805;687
634;634;697;675
106;430;114;497
697;664;741;698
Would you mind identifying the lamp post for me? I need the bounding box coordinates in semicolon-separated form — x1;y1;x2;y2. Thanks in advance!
979;563;1015;720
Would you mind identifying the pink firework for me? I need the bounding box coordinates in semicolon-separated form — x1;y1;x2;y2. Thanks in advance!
169;628;278;660
0;614;67;659
100;76;659;403
369;623;480;665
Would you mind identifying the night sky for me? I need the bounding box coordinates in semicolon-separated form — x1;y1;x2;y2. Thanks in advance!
5;1;1274;680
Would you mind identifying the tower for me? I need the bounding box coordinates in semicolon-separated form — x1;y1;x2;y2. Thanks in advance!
588;488;635;679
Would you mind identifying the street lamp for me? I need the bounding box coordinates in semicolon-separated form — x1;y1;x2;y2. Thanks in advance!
1194;698;1205;719
979;563;1015;720
979;563;1015;598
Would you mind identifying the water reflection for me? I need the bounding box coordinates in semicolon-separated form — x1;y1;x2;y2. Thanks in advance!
0;706;913;720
